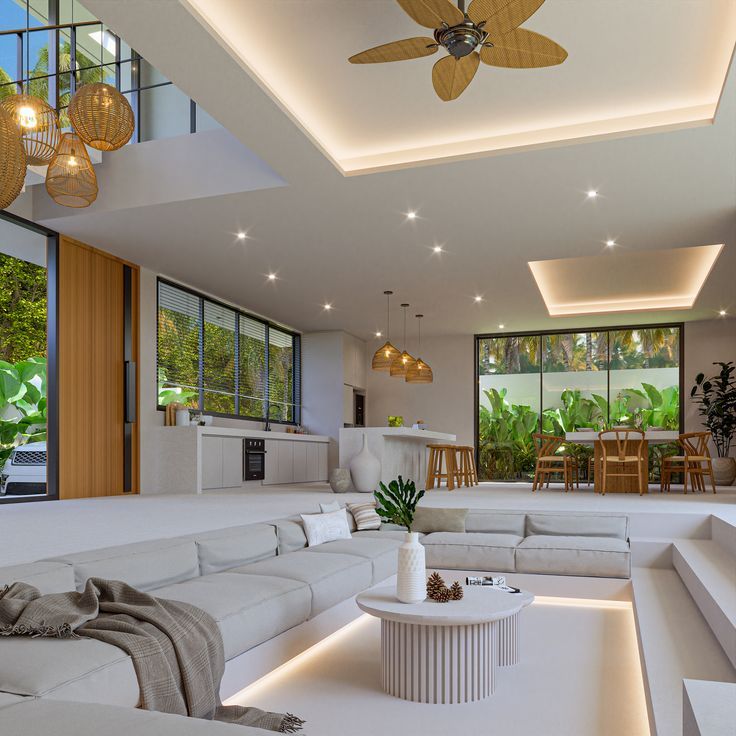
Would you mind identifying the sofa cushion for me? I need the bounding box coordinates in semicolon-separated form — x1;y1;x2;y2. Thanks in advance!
465;511;526;536
151;572;311;660
525;513;628;540
193;524;278;575
232;551;373;617
354;529;412;542
0;636;138;706
0;693;27;709
271;518;308;554
0;699;276;736
421;532;521;572
48;539;200;592
515;535;630;578
412;507;468;533
303;536;402;583
0;561;75;594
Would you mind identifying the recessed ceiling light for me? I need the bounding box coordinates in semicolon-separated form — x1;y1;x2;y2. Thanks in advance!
375;331;382;337
236;231;247;240
587;190;598;199
606;239;616;247
498;324;505;329
719;309;727;316
267;273;277;281
474;295;483;303
323;303;332;311
433;245;443;254
405;210;417;220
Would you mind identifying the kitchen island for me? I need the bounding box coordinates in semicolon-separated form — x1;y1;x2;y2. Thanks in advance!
339;427;456;489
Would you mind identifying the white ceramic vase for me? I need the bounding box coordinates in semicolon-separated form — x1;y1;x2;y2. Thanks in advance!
349;434;381;492
397;532;426;604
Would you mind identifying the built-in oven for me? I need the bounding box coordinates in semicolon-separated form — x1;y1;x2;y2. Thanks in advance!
243;438;267;481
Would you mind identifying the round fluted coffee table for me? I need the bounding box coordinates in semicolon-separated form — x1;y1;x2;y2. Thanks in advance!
356;585;533;704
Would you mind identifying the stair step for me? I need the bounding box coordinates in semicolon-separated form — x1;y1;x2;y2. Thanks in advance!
673;539;736;668
631;568;735;736
683;679;736;736
711;515;736;557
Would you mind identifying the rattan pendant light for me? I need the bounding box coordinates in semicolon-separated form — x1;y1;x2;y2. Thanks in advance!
69;83;134;151
406;314;433;384
45;132;98;208
390;303;417;378
1;94;60;166
0;105;27;210
372;290;401;371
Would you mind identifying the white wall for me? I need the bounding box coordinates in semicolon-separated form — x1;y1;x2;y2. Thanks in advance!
365;335;475;447
684;318;736;457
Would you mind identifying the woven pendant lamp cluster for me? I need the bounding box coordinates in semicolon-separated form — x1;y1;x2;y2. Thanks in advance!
405;315;433;384
0;106;27;210
69;82;134;152
372;291;401;370
1;94;60;165
390;303;417;378
45;133;98;208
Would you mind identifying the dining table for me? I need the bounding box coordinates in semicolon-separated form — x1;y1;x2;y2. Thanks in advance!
565;430;679;493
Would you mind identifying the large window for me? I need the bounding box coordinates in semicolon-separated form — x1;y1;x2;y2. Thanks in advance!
476;325;682;481
157;280;300;424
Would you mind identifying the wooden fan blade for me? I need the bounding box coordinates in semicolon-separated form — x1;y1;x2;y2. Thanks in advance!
432;52;480;101
481;28;567;68
349;37;438;64
397;0;464;29
467;0;545;35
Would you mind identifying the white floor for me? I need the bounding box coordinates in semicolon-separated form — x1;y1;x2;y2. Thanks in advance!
1;481;734;566
226;601;650;736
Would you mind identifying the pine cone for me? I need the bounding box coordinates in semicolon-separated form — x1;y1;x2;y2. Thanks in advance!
434;586;452;603
449;581;464;600
426;572;446;600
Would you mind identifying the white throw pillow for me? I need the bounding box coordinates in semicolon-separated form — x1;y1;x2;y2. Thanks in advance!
319;501;341;513
347;502;382;531
301;508;352;547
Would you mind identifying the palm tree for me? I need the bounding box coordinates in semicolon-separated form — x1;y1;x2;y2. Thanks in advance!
0;67;15;101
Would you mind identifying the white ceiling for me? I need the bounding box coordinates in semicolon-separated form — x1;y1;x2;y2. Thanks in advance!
186;0;736;173
30;0;736;339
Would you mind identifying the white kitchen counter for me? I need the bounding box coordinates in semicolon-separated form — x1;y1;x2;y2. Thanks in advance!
339;427;456;489
179;426;329;442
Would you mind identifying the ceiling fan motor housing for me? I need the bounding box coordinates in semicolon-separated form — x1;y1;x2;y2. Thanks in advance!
434;20;487;58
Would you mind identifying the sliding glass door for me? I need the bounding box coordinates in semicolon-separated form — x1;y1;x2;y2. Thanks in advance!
476;325;682;481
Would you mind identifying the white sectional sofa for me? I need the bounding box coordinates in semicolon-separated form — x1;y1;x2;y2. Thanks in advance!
0;509;630;735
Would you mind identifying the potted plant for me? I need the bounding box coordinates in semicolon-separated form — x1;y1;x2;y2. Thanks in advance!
374;476;426;603
691;361;736;485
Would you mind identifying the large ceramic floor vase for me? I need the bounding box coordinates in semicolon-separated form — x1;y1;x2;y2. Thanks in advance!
397;532;426;603
349;433;381;492
712;457;736;486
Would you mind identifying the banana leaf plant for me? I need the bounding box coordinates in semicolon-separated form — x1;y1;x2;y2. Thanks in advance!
373;476;424;531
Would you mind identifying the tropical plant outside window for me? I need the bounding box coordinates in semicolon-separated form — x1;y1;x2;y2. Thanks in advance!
477;326;681;481
157;280;300;424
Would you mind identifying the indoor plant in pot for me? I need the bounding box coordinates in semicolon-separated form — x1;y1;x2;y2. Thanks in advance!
691;361;736;485
374;476;425;603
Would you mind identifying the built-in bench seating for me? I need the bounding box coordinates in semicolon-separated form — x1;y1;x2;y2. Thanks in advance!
0;508;630;735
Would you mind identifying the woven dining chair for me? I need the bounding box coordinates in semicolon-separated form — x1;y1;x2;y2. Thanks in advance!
661;432;717;494
598;429;646;495
532;433;575;492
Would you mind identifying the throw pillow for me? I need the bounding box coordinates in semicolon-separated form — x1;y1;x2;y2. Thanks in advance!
411;507;468;534
300;508;352;547
347;502;381;531
319;501;341;513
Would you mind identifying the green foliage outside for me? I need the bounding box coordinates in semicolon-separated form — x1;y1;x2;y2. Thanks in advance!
478;384;680;481
157;305;296;422
374;476;424;530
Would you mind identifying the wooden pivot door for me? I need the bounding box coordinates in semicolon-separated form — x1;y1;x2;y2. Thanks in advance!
58;237;139;499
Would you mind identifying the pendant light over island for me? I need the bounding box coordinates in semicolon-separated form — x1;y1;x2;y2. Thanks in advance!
372;291;401;370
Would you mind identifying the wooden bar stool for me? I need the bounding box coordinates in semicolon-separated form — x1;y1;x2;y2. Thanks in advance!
454;446;479;487
426;444;457;490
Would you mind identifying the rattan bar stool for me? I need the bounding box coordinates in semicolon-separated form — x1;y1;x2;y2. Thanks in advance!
426;444;457;490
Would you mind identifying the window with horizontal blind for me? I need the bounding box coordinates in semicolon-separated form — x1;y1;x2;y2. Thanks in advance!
156;279;300;423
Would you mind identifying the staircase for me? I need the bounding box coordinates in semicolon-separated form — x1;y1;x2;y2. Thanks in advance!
631;514;736;736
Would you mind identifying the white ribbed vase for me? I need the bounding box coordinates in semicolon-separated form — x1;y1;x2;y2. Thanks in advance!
396;532;426;603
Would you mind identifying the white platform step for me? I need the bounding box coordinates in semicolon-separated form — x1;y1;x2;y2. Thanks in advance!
631;568;735;736
711;516;736;557
673;540;736;668
683;679;736;736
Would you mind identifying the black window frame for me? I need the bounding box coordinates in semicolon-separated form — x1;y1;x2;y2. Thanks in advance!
474;321;685;470
156;277;301;425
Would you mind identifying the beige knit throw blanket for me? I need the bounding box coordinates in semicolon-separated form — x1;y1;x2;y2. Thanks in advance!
0;579;304;733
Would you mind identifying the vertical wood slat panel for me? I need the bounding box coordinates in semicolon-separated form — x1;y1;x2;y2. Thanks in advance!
58;237;137;499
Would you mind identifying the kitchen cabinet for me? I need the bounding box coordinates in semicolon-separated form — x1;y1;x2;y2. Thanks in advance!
343;384;354;425
264;439;279;485
342;333;367;389
202;436;243;489
293;442;308;482
277;441;294;484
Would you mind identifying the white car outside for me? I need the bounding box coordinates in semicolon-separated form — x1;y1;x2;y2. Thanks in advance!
0;442;47;496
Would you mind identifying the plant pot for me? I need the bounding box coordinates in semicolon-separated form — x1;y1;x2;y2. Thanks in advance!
397;532;426;603
349;434;381;492
712;457;736;486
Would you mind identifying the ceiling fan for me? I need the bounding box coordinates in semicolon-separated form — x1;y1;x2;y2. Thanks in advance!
348;0;567;101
